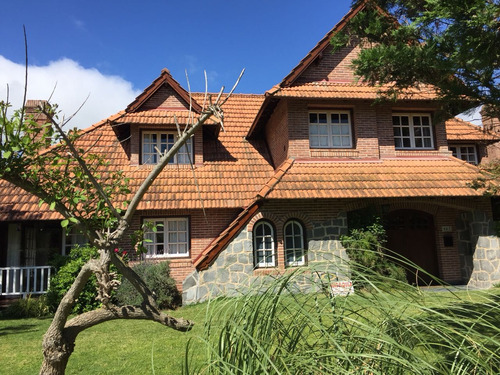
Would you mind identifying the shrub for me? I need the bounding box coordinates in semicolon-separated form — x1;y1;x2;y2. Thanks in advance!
46;246;102;314
115;261;180;309
341;220;407;287
1;294;51;319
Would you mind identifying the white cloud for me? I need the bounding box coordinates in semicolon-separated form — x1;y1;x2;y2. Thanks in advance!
457;106;483;126
0;55;140;129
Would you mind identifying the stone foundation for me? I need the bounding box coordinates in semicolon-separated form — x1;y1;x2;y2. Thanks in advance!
183;214;350;304
457;211;500;288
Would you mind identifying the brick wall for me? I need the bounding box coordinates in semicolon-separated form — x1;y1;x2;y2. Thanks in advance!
120;208;240;290
138;84;189;111
296;44;360;84
282;99;447;161
265;101;289;168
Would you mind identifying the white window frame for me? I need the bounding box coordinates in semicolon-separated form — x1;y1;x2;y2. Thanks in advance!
284;220;306;267
309;110;353;149
141;131;192;165
253;221;276;268
143;218;190;258
393;113;434;149
62;228;88;255
449;144;478;165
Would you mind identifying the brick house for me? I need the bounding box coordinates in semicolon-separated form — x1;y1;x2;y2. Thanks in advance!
1;2;500;302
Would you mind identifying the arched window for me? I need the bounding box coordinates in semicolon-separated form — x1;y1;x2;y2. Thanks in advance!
253;220;275;268
284;220;305;267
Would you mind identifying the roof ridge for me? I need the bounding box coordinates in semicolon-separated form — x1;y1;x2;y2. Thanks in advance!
257;158;295;198
126;69;202;113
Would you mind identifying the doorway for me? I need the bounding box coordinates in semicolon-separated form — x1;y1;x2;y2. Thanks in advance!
386;209;440;285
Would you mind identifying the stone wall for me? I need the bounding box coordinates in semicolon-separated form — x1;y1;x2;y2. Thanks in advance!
457;210;500;288
182;214;350;304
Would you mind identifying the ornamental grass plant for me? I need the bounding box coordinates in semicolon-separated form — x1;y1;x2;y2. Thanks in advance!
183;256;500;375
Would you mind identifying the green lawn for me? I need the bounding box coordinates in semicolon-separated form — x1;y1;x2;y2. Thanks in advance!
1;288;499;374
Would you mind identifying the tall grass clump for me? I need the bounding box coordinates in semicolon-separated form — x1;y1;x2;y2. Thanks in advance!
184;257;500;374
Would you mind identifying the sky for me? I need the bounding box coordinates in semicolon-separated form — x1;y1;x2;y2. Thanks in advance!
0;0;479;128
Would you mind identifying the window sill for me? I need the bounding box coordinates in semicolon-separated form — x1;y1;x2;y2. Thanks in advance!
145;254;190;259
310;149;359;158
138;163;196;169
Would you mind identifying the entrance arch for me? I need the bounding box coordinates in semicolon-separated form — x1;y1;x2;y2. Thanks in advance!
385;209;440;285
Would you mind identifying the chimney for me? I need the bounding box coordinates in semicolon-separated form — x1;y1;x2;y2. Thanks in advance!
481;105;500;134
24;100;53;148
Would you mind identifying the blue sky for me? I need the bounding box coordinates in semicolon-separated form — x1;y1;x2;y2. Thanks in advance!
0;1;479;127
0;1;352;127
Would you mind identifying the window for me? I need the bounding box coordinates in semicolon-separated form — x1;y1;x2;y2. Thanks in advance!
309;111;352;148
143;218;189;258
253;221;275;268
63;228;88;255
393;113;434;149
449;145;478;165
284;220;305;267
142;131;192;165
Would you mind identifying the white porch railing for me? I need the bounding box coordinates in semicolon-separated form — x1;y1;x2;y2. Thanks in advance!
0;266;53;297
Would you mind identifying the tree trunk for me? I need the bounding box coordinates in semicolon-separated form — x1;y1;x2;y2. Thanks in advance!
39;332;75;375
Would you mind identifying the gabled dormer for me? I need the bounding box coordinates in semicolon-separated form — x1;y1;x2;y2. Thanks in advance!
248;1;450;169
111;68;219;167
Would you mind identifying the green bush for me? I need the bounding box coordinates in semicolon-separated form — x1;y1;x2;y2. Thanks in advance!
115;261;180;309
46;246;102;314
341;221;406;287
0;294;51;319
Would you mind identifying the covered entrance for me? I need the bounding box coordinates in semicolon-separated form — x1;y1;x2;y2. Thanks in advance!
385;209;440;285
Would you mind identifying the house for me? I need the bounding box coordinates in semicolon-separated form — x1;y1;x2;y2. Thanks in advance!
1;2;500;303
446;117;500;165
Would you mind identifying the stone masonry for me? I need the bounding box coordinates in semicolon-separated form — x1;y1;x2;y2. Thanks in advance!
182;214;350;304
457;210;500;288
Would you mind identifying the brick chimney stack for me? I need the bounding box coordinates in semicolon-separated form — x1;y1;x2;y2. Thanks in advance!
24;100;52;148
481;105;500;134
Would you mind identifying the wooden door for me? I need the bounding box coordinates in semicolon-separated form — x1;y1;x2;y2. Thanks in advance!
386;210;440;285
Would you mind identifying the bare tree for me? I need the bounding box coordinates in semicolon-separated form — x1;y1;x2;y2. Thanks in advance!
0;69;243;374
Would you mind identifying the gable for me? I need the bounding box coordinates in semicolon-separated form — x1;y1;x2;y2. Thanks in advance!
294;43;361;85
136;83;190;111
279;0;380;88
126;68;202;114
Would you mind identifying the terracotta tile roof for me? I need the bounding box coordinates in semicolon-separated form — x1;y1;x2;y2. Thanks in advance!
263;157;486;199
446;117;499;142
0;94;274;219
268;82;440;101
114;110;219;125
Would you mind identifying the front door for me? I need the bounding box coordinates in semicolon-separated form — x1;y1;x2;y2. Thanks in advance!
386;210;440;285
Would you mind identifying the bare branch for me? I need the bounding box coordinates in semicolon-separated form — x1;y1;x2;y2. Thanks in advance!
19;26;28;126
121;110;214;227
220;68;245;106
203;70;208;109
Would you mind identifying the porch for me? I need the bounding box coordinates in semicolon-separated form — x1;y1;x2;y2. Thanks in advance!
0;266;52;297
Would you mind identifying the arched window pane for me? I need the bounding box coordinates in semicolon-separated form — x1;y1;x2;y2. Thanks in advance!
253;221;275;268
284;220;305;267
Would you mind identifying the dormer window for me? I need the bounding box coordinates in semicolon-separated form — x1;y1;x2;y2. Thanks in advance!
449;145;478;165
309;111;353;148
393;113;434;149
142;131;192;165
